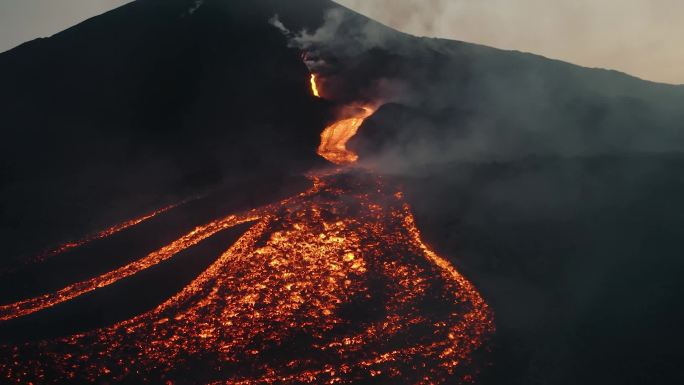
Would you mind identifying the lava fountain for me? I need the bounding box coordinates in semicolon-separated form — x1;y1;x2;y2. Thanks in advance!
0;73;494;384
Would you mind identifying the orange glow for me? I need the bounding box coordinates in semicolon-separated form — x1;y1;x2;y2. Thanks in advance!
1;202;187;275
0;174;493;384
0;212;260;321
0;71;493;384
309;73;376;165
310;73;320;97
317;105;376;164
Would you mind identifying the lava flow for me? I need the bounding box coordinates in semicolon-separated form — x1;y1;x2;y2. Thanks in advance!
312;74;377;165
317;105;376;165
0;73;493;384
0;211;261;321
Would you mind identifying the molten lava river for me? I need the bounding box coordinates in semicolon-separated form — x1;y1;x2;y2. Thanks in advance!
0;75;493;384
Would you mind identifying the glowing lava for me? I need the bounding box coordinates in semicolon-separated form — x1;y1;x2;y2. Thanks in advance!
310;74;321;97
0;201;187;276
0;72;494;384
318;105;376;165
0;174;493;384
0;212;261;321
312;73;377;165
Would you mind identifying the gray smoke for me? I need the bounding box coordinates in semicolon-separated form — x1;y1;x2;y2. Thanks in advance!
186;0;204;15
272;6;684;175
283;8;684;174
335;0;684;85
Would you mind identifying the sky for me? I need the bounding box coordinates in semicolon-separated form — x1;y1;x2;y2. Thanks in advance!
335;0;684;85
0;1;131;51
0;0;681;84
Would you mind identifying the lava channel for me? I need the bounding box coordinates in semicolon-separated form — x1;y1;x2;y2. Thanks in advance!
0;72;494;384
0;174;493;384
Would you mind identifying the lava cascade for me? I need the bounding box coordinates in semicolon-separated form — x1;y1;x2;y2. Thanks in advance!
312;74;377;165
317;105;376;165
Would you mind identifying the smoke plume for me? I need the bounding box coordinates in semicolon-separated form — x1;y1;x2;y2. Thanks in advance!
275;7;684;174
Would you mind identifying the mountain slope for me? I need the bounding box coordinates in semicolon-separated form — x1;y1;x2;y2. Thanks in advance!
304;11;684;167
0;1;682;384
0;0;338;260
3;0;683;257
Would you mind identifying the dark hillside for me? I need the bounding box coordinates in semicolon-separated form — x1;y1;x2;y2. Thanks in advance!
0;0;338;260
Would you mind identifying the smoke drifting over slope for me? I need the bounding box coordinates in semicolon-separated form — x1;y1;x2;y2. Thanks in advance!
270;13;684;384
335;0;684;85
275;7;684;173
1;1;682;384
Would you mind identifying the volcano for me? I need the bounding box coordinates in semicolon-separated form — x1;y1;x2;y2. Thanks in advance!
1;0;683;384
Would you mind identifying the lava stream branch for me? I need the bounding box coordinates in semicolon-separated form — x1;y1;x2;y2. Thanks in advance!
1;175;494;385
0;211;261;322
1;199;199;277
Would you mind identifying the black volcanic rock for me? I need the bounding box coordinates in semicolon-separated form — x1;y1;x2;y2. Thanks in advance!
342;36;684;169
348;102;473;160
0;0;339;259
402;154;684;385
267;4;684;168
